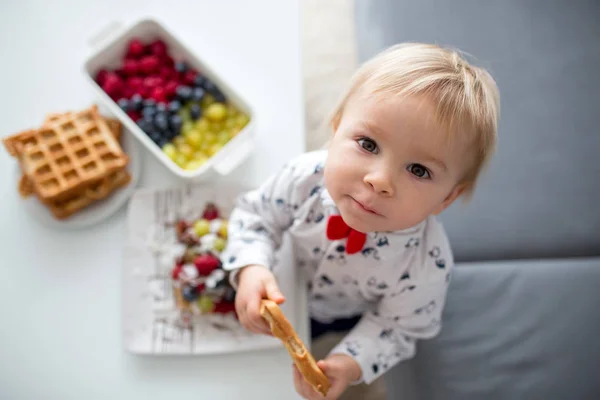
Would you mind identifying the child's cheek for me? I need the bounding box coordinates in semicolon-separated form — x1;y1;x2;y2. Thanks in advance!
325;157;347;183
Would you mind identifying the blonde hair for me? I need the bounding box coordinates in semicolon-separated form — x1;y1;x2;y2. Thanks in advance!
330;43;500;200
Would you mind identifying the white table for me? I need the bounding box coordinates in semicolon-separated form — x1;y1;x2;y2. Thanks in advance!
0;1;307;399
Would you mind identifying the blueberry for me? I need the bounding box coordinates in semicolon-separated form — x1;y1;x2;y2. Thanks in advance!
117;98;129;112
143;98;156;108
157;137;169;148
213;91;226;103
203;81;226;102
190;103;202;120
154;110;167;122
194;75;207;88
183;285;199;302
137;119;152;133
174;61;188;74
203;80;216;92
149;132;162;144
191;87;205;102
176;86;193;102
170;114;183;133
223;287;236;303
142;113;154;124
168;100;182;114
156;103;167;113
163;129;177;141
155;114;169;131
142;106;156;119
130;94;143;111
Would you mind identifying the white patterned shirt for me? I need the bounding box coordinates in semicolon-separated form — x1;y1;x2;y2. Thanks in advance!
222;150;453;384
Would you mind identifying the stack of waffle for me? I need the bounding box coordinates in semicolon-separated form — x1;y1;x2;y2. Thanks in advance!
3;105;131;219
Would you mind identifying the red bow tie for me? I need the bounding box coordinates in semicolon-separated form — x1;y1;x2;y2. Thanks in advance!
326;215;367;255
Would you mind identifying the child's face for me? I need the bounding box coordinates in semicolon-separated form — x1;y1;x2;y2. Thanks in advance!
324;92;469;233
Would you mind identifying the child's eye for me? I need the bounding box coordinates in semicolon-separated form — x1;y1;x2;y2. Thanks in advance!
407;164;431;179
357;138;379;154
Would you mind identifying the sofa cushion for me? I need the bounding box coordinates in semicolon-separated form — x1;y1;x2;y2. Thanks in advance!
384;258;600;400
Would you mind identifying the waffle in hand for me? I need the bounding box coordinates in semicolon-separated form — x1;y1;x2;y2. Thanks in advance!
260;299;331;396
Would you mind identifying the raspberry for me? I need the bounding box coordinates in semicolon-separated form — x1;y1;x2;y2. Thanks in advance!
165;80;179;98
149;39;168;57
127;76;143;91
213;301;236;314
123;87;135;99
134;87;147;99
126;38;145;58
161;55;174;67
140;55;160;74
126;110;141;122
95;69;109;86
171;265;183;280
193;254;221;276
151;86;167;103
202;203;220;221
114;68;127;79
196;283;206;293
159;66;176;81
123;59;139;75
102;73;124;98
182;70;197;86
143;76;163;91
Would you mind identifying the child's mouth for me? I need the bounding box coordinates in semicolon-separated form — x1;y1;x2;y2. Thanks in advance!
350;196;381;216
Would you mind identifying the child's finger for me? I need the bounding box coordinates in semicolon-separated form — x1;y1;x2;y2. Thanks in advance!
238;309;252;333
245;295;261;322
246;312;271;335
292;364;309;398
243;295;272;335
326;379;349;400
265;279;285;304
294;364;328;400
252;321;272;336
236;301;263;334
316;360;328;373
294;365;319;399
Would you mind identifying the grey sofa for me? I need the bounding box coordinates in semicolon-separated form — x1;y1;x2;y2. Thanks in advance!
354;1;600;399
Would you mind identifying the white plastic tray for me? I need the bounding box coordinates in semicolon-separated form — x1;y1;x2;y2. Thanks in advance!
83;19;256;181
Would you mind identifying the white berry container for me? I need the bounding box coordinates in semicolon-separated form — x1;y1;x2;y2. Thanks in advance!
83;18;255;180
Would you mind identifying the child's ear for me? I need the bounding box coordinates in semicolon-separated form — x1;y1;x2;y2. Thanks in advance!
432;183;467;215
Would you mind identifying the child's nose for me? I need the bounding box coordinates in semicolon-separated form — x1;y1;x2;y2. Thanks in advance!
364;171;394;197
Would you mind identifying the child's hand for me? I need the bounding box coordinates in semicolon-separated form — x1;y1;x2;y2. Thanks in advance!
235;265;286;335
292;354;362;399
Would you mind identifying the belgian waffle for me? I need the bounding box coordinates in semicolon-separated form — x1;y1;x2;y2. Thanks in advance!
3;105;131;219
44;112;123;142
45;168;131;219
16;113;124;199
3;105;128;203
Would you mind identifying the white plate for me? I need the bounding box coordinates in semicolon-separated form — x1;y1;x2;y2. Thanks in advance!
17;128;142;230
122;184;298;355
